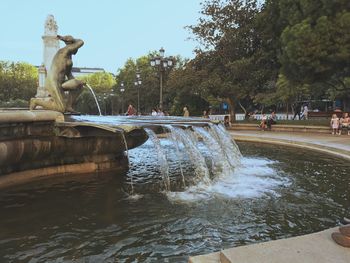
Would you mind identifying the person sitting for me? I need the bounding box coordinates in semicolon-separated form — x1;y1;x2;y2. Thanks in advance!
224;115;230;128
259;114;267;130
267;111;277;130
151;108;157;116
202;110;209;118
339;112;350;135
126;104;136;116
157;109;165;116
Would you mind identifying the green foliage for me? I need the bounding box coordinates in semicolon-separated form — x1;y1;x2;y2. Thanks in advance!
279;0;350;101
0;98;29;108
0;61;38;104
78;71;116;93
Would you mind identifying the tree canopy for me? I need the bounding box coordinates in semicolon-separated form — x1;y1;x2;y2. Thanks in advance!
0;61;38;106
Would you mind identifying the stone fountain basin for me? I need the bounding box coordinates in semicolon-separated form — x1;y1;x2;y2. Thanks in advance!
0;110;148;188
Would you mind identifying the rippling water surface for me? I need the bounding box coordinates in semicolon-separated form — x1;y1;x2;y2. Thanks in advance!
0;141;349;262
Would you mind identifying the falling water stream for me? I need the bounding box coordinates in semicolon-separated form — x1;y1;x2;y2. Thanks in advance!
145;129;170;191
85;84;102;116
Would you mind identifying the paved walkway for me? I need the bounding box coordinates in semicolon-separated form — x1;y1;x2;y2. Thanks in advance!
189;130;350;263
230;130;350;160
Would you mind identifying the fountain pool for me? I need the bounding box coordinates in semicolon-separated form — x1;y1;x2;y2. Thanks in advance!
0;130;349;262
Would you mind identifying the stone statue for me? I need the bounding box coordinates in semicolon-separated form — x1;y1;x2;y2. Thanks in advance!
30;35;85;113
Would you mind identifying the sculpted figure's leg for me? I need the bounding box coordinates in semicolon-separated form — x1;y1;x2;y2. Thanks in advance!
30;98;64;112
62;79;85;112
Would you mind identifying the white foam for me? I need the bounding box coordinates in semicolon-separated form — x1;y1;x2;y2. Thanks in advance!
166;157;290;202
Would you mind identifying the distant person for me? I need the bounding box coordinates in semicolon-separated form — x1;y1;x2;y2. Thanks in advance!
300;104;309;120
151;108;157;116
340;112;350;135
267;111;277;129
330;114;340;135
224;115;230;128
292;103;302;120
157;109;165;116
202;110;209;118
126;104;136;116
259;114;267;130
183;106;189;117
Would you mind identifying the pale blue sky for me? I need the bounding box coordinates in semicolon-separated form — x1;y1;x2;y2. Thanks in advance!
0;0;202;73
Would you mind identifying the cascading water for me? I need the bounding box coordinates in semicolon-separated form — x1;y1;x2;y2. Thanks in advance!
145;128;171;191
210;123;242;168
193;126;234;179
85;84;102;116
166;127;186;188
166;125;211;186
71;114;252;200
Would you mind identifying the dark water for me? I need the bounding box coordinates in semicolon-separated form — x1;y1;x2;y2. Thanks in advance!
0;142;349;263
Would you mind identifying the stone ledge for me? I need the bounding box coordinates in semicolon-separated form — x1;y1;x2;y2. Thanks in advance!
233;135;350;161
220;227;350;263
0;110;64;123
188;252;220;263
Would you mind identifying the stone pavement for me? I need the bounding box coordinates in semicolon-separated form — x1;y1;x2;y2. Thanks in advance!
230;130;350;160
189;228;350;263
188;130;350;263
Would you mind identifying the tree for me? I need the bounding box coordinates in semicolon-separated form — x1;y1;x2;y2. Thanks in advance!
189;0;266;121
0;61;38;104
75;71;116;114
115;53;179;114
279;0;350;100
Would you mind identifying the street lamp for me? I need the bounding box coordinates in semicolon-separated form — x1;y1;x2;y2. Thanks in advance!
120;81;125;114
150;47;175;110
134;70;142;115
111;88;115;115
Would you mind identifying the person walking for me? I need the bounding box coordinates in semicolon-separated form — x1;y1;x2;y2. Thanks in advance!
292;103;302;120
301;104;309;120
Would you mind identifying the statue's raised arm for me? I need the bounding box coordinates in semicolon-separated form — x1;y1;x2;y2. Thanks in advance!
30;34;85;113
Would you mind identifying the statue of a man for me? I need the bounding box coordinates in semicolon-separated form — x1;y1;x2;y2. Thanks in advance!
30;35;85;113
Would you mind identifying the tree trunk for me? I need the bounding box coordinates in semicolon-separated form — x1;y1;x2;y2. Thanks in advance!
238;101;248;120
286;101;289;120
227;97;236;123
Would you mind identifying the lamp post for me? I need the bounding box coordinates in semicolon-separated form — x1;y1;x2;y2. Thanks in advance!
103;93;108;115
111;88;115;115
150;47;175;110
134;70;142;115
120;81;125;114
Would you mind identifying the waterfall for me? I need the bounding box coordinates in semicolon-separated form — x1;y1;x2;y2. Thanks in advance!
145;129;171;191
166;129;186;188
166;125;211;186
85;84;102;116
122;122;243;200
210;124;242;168
193;126;234;179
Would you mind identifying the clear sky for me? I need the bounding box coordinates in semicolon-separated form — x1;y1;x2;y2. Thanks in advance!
0;0;202;73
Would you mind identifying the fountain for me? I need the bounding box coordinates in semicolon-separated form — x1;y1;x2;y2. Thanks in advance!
1;18;349;263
